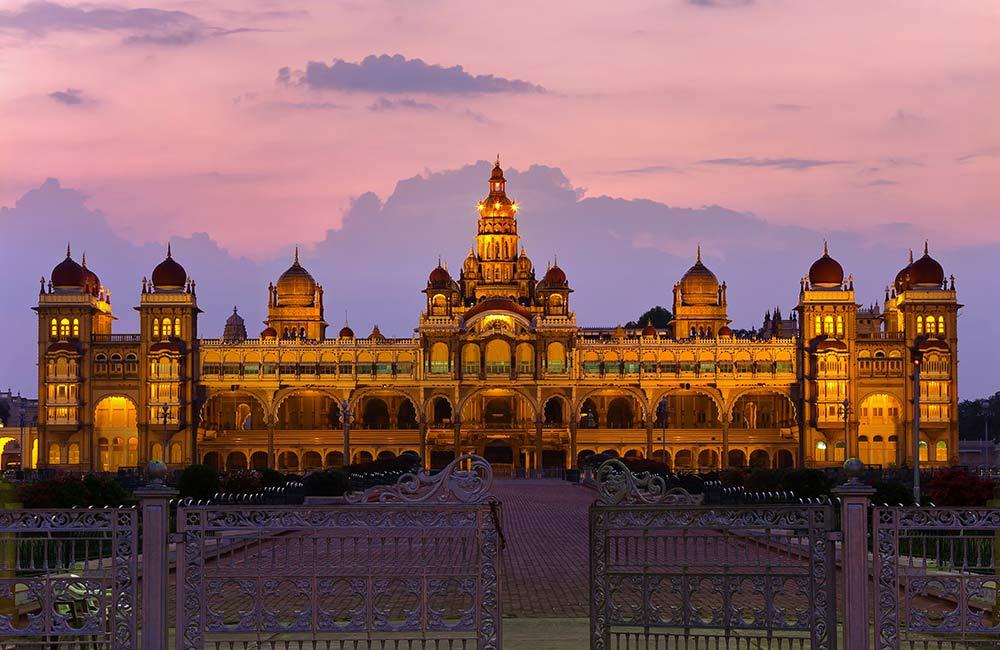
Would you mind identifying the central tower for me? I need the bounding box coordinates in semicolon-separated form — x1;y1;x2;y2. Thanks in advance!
468;157;523;300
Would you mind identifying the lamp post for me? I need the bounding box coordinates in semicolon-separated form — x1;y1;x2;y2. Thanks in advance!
912;352;923;505
18;413;24;471
160;403;169;464
659;397;668;467
841;398;850;462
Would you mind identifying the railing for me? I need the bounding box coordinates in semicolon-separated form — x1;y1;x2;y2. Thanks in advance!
91;334;141;343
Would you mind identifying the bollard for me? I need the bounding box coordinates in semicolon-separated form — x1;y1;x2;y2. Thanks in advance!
832;458;875;650
134;460;178;650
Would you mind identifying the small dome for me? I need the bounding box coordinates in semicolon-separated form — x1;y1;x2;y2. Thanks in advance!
260;326;277;339
225;307;244;326
718;325;733;337
909;243;944;287
543;263;567;286
463;249;480;274
894;261;911;293
808;243;844;288
151;244;187;291
51;245;85;290
338;324;355;338
490;158;505;182
641;321;657;337
679;248;719;305
275;248;316;306
223;307;247;342
428;263;451;287
368;325;386;341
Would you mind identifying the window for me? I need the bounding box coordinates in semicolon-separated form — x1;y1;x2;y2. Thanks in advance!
814;316;821;335
72;318;79;337
934;441;947;462
174;317;181;338
59;318;70;338
50;319;57;337
153;319;160;338
836;316;843;336
823;315;834;335
916;316;923;335
162;318;173;338
937;316;945;335
918;440;928;462
925;316;936;335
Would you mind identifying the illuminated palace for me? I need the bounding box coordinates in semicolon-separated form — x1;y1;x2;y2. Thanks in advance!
33;160;960;473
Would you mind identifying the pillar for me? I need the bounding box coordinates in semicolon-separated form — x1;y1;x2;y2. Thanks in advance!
645;419;653;461
453;419;461;459
342;401;351;467
832;474;874;650
535;419;543;477
267;423;276;470
418;420;427;469
135;478;178;650
569;421;578;469
721;418;730;468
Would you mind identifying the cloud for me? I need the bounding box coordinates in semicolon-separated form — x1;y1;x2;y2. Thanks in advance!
0;1;255;46
956;146;1000;163
48;87;92;106
865;179;898;187
773;103;807;111
608;165;685;175
687;0;754;7
891;108;923;123
288;54;546;94
367;97;438;112
700;157;847;170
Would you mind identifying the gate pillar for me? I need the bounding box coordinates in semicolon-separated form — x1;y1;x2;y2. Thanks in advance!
833;461;875;650
136;464;178;650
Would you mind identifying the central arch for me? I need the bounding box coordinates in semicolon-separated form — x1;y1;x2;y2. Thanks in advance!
94;395;138;471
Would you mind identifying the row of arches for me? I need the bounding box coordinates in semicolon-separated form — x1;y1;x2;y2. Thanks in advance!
576;447;794;470
201;448;418;472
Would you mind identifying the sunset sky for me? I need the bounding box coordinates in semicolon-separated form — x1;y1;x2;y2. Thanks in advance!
1;0;998;397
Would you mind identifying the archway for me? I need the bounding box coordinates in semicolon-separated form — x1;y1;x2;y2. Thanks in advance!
277;451;299;471
858;393;902;466
749;449;770;468
727;449;746;468
657;389;720;430
94;396;138;471
697;449;719;469
730;391;795;430
353;450;374;465
397;401;418;429
483;440;514;465
606;397;634;429
376;450;397;462
776;449;794;469
431;397;453;425
226;451;248;471
579;399;598;428
650;449;671;467
325;451;344;467
250;451;268;470
484;339;512;375
361;398;390;429
483;397;514;427
543;397;565;425
303;451;323;470
624;449;643;460
203;451;221;471
577;449;596;466
276;391;341;430
674;449;693;470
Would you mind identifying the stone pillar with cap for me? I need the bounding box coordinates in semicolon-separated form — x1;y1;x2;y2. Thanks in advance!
135;460;178;650
832;457;875;650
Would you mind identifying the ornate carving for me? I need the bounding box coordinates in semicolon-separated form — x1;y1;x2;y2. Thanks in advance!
346;453;495;504
594;459;700;505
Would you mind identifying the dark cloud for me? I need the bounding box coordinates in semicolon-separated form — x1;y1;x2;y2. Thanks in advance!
288;54;546;94
48;87;91;106
956;147;1000;163
700;157;847;170
1;166;995;399
891;108;923;123
0;1;256;46
773;103;807;111
608;165;685;175
865;179;898;187
368;97;438;112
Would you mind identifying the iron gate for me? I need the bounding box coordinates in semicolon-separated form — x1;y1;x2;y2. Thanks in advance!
874;507;1000;650
589;460;837;650
175;455;502;650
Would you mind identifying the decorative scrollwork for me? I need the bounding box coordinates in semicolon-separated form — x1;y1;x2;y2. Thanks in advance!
346;453;495;504
594;459;700;506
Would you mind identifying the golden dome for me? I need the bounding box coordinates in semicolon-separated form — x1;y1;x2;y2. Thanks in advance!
275;247;316;307
679;247;719;306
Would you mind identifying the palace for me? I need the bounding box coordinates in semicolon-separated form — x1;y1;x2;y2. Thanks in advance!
32;160;960;474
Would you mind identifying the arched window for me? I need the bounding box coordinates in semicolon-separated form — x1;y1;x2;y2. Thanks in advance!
835;316;843;336
68;443;80;465
153;319;160;338
429;342;450;374
823;316;834;335
816;440;828;461
937;316;945;335
925;316;936;335
814;316;821;335
48;443;61;465
916;316;923;335
50;319;57;337
162;318;173;338
934;441;947;462
59;318;70;338
918;440;928;462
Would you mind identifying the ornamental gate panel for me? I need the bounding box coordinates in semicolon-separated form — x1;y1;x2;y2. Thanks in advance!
0;508;139;650
874;507;1000;650
175;455;502;650
589;460;837;650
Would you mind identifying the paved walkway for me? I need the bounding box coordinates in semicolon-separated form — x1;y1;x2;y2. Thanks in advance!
493;479;594;618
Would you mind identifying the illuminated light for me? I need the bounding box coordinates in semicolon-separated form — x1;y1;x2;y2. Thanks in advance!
494;202;501;209
511;202;519;211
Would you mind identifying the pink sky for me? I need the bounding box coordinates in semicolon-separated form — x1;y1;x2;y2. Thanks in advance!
1;0;998;257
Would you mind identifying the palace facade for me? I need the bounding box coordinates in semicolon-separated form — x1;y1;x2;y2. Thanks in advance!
33;160;961;473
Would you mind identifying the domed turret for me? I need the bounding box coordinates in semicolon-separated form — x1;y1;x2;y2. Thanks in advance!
260;326;277;339
894;251;913;293
641;321;657;337
80;253;101;296
808;242;844;288
151;244;187;291
428;260;452;287
463;248;480;275
542;260;567;286
679;247;719;305
223;306;247;342
275;247;317;307
909;242;945;287
718;325;733;337
338;321;355;338
516;246;532;274
368;324;386;341
50;244;86;290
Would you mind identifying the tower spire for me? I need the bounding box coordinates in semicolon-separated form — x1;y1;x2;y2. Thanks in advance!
696;244;702;263
81;252;87;267
823;240;829;255
66;242;71;258
924;240;929;255
167;242;172;258
294;245;299;265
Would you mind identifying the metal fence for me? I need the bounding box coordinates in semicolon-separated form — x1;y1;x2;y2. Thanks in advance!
874;507;1000;650
174;455;502;650
0;507;138;650
589;459;838;650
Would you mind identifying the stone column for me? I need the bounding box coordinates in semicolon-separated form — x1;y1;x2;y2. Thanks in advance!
832;464;875;650
453;419;461;460
135;469;178;650
535;418;544;477
267;423;276;470
721;417;730;468
645;419;654;461
569;421;578;469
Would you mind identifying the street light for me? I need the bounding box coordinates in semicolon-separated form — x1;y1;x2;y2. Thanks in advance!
911;351;923;505
658;397;668;467
160;403;170;464
841;398;851;463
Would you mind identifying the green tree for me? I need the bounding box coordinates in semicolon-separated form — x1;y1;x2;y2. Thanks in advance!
959;392;1000;441
626;306;672;329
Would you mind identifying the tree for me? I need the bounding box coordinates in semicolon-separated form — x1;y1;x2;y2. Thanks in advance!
0;399;9;426
959;392;1000;441
626;306;672;329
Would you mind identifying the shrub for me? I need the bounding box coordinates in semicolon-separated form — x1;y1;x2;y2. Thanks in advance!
260;468;286;488
928;469;996;506
745;469;784;492
870;480;915;507
303;469;351;497
781;469;833;500
17;474;131;509
178;464;219;501
221;470;262;494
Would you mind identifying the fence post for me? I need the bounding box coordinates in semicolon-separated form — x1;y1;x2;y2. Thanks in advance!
832;458;875;650
135;461;178;650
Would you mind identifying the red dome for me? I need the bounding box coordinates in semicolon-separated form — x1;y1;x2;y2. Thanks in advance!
151;244;187;291
909;244;944;287
428;265;451;286
543;264;567;286
50;245;84;289
338;325;355;338
894;265;911;292
260;326;277;338
808;243;844;288
718;325;733;337
641;322;657;337
368;325;386;341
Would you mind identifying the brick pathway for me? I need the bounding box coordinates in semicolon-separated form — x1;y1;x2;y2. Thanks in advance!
493;479;595;618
